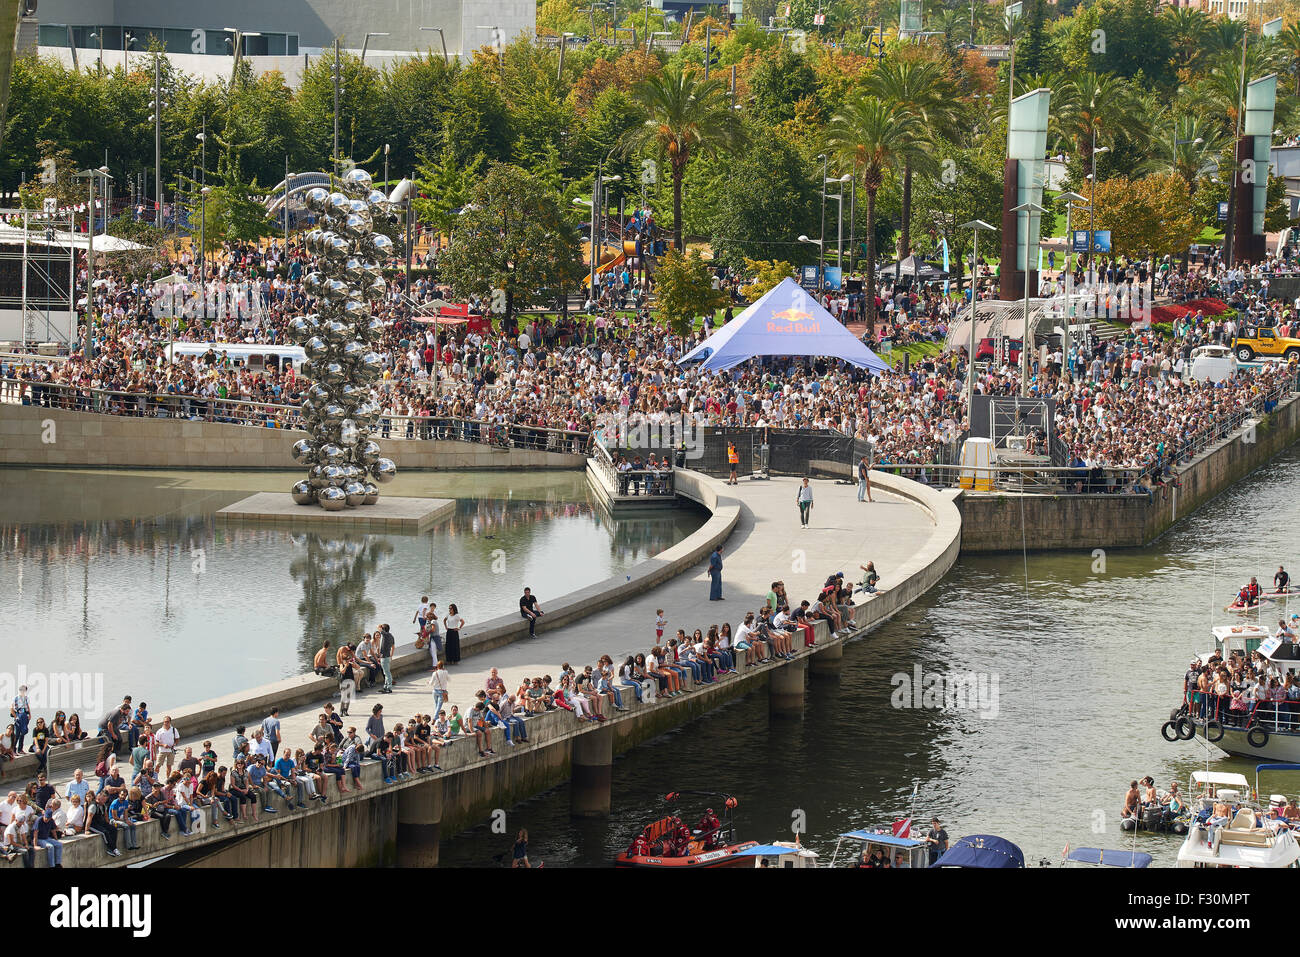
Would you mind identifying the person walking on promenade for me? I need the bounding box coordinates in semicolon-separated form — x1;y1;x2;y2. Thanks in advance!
378;624;395;693
797;477;814;528
727;442;740;485
708;545;724;601
857;456;874;502
429;660;450;717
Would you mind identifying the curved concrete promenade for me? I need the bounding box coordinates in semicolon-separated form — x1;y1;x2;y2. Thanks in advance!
5;469;961;868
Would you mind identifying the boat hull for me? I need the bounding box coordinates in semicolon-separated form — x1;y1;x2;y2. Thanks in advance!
1199;725;1300;763
614;841;760;868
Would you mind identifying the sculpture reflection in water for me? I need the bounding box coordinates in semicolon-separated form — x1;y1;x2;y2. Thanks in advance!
290;533;395;661
287;167;399;510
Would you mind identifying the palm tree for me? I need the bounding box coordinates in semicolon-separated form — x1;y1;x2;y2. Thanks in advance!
1053;72;1148;165
1163;6;1211;76
826;97;932;335
624;62;743;253
1277;22;1300;95
1141;113;1225;194
863;57;961;259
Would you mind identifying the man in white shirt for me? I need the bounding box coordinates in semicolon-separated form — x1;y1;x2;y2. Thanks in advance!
154;716;179;776
429;661;450;717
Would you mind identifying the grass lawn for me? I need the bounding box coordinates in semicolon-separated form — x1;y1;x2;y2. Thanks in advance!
883;340;945;363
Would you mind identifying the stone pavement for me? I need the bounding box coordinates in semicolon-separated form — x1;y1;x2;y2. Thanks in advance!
132;474;933;769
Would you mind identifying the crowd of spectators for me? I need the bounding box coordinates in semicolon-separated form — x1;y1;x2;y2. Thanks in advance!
0;560;872;865
3;241;1298;483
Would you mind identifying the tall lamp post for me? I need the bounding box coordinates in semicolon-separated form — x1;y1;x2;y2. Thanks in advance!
361;32;389;64
959;219;997;419
419;27;449;64
1011;201;1046;397
199;186;211;320
1087;141;1110;319
74;166;113;359
825;172;852;274
815;153;828;286
1056;190;1087;381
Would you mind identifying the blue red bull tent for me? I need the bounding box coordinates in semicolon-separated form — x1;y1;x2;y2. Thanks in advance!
930;834;1025;868
677;277;888;374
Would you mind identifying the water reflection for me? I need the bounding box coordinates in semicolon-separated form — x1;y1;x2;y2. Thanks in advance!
0;470;704;712
290;534;395;662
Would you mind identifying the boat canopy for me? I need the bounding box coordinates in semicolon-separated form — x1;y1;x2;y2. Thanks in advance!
1257;764;1300;773
1065;847;1152;868
838;830;928;848
931;834;1025;868
733;844;818;857
1191;771;1251;788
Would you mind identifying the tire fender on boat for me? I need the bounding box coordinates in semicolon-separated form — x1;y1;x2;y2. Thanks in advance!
1161;721;1180;742
1205;719;1225;743
1175;717;1196;740
1246;725;1270;749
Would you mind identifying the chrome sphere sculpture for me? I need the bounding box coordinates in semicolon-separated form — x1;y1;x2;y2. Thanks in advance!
288;168;399;508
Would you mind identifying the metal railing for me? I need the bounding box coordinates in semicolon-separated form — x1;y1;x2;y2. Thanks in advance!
590;435;676;497
2;378;592;455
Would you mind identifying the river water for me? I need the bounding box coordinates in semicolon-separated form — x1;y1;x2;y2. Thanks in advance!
0;468;705;710
439;444;1300;868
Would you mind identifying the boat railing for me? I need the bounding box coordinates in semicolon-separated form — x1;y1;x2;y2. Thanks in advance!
1249;701;1300;735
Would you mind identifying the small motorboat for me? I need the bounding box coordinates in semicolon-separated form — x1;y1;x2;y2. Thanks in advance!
732;840;819;868
931;834;1026;868
614;791;758;868
1177;764;1300;868
1062;847;1152;868
828;828;932;868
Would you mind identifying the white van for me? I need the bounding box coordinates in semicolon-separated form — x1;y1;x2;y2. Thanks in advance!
1188;344;1238;383
164;342;307;374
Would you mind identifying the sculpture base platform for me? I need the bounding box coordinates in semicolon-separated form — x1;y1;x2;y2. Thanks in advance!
217;493;455;533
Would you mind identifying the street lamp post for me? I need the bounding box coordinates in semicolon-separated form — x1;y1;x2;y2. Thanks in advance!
1088;139;1110;319
1012;201;1046;397
74;166;113;359
1056;190;1087;381
199;186;211;321
816;153;828;287
960;219;997;425
332;39;341;177
827;173;852;274
361;32;389;64
420;27;449;65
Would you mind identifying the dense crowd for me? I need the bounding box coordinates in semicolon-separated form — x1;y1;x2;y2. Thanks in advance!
3;241;1298;480
0;562;872;866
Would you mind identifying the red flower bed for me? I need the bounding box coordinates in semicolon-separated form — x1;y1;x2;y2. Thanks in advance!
1149;298;1230;325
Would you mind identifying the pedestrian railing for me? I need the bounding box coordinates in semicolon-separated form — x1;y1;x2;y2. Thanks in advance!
1;378;592;455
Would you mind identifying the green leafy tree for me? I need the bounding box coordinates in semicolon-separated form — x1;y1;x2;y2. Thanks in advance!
827;98;931;333
438;163;584;322
747;49;819;125
414;142;484;236
706;133;818;268
654;247;727;334
741;259;797;301
624;62;745;251
863;55;962;259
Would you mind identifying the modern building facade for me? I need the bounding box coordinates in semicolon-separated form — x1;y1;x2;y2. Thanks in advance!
33;0;535;59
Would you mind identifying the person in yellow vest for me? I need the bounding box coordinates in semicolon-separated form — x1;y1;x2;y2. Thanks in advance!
727;443;739;485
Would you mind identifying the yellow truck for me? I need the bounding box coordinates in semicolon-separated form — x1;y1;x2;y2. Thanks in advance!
1231;327;1300;362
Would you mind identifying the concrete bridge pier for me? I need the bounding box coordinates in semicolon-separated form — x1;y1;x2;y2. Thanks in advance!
570;725;614;817
810;642;844;677
396;778;444;868
769;658;808;716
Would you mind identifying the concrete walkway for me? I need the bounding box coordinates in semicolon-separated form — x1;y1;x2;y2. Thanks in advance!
10;472;955;868
201;475;934;761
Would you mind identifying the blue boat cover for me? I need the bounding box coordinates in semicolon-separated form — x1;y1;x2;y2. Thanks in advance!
1065;847;1152;868
839;830;928;848
930;834;1025;868
1256;764;1300;773
733;844;806;856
